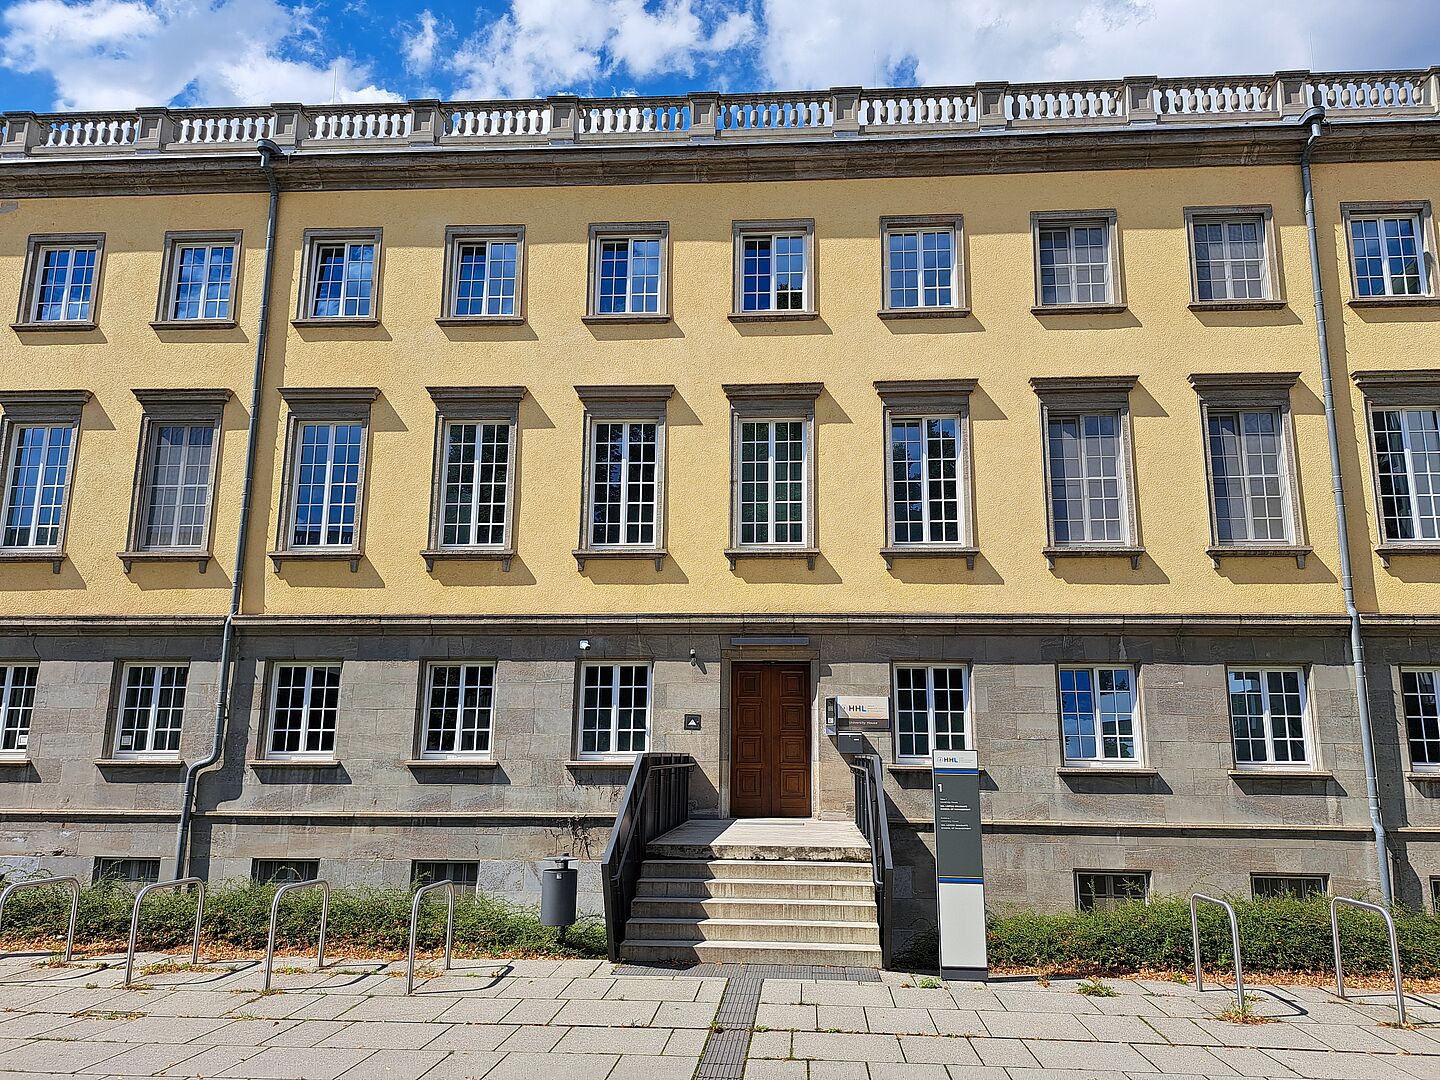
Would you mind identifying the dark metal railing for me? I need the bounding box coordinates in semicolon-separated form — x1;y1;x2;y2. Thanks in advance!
850;754;894;968
601;752;695;962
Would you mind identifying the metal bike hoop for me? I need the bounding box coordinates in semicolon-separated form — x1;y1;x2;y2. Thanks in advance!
1190;893;1245;1012
124;877;205;987
407;879;455;995
0;877;81;963
263;879;331;992
1331;895;1407;1026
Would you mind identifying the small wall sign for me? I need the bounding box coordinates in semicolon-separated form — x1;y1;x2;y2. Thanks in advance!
827;695;891;731
683;714;702;731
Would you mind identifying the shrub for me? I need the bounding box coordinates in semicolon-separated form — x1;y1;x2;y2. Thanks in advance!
0;879;606;959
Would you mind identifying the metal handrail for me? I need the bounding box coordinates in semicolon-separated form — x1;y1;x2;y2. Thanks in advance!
600;753;695;962
1331;896;1407;1026
263;879;330;991
1190;893;1245;1011
849;754;894;968
406;879;455;995
124;877;205;987
0;877;81;962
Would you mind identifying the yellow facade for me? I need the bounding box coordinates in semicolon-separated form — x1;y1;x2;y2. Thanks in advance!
2;162;1437;618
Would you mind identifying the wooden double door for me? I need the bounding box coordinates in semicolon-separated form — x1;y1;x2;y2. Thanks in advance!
729;662;812;818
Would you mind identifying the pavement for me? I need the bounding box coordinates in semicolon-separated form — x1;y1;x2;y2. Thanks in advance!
0;949;1437;1079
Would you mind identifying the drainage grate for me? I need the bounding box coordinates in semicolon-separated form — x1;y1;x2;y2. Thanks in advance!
611;964;879;1080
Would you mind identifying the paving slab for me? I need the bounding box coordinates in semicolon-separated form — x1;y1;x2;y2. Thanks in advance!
791;1031;906;1062
895;1033;983;1065
481;1051;619;1080
216;1044;374;1079
611;1053;703;1080
409;1050;505;1080
1021;1038;1156;1073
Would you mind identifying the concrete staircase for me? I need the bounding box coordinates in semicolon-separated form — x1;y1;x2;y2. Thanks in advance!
617;819;882;967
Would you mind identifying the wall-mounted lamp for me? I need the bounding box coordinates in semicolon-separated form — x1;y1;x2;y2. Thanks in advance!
578;639;591;652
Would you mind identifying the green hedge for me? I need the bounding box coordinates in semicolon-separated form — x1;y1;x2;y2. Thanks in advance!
0;880;606;958
896;896;1440;977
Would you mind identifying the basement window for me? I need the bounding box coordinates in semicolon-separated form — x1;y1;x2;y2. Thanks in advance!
93;857;160;888
1251;874;1327;899
252;859;320;884
411;861;479;889
1075;871;1149;912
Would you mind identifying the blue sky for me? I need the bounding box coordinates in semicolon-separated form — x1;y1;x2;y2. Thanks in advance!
2;0;1438;113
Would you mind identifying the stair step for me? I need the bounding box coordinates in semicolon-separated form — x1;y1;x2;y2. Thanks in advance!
630;897;877;922
639;858;874;883
648;840;873;861
625;916;881;945
619;938;883;967
635;876;875;901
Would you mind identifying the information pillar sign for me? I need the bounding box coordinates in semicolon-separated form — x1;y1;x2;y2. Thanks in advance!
932;748;988;981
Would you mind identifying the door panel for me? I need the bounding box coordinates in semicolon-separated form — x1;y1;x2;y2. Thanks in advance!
729;662;812;817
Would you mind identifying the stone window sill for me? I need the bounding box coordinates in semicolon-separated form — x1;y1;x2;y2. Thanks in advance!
435;316;525;327
573;548;667;571
1188;300;1287;312
119;550;211;573
581;313;672;325
1043;545;1144;570
95;757;186;768
1207;544;1310;569
1377;543;1440;567
564;759;637;768
269;550;361;572
1347;296;1440;309
1057;766;1159;777
1228;769;1334;781
728;311;819;323
403;758;500;769
1031;304;1127;316
0;549;65;573
0;757;31;767
725;547;819;570
422;548;514;572
150;319;239;331
882;546;978;570
889;764;988;775
878;308;971;320
248;758;342;769
1406;771;1440;782
292;317;380;329
11;321;97;332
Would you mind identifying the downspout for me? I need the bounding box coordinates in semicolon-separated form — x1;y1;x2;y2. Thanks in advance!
1299;106;1393;905
173;139;284;876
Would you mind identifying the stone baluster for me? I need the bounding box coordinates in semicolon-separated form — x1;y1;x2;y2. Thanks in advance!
976;83;1008;129
688;92;718;140
830;87;860;136
548;95;579;143
407;99;444;146
1;112;43;158
1276;71;1310;117
1124;77;1157;123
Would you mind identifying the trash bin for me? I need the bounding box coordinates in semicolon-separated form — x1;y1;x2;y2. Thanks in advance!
541;854;578;928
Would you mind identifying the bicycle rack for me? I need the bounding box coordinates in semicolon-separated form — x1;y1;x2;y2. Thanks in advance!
124;877;205;987
1190;893;1245;1012
263;879;331;992
0;877;81;963
1331;896;1407;1026
407;879;455;995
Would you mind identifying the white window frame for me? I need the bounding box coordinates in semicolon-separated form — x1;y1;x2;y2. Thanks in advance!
0;665;38;758
264;662;342;761
880;216;965;314
156;232;240;325
892;664;970;764
574;386;672;567
113;662;188;759
739;418;809;547
732;220;815;317
17;234;104;327
420;661;496;761
441;226;524;322
1031;211;1121;310
1400;667;1440;772
1203;407;1297;546
437;420;513;549
425;387;523;570
136;421;218;551
272;388;377;566
587;223;669;319
886;414;966;547
1044;411;1132;546
1251;873;1328;899
297;229;382;323
1057;665;1142;767
1342;202;1433;300
1075;871;1150;912
1227;666;1314;770
576;661;652;761
0;421;77;552
585;420;660;549
1184;208;1278;305
1369;404;1440;545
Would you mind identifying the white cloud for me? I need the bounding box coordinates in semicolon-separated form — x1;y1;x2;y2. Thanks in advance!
402;8;440;75
451;0;756;100
0;0;399;109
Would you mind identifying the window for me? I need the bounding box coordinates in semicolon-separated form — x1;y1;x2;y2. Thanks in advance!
2;424;75;550
299;230;381;321
1344;205;1430;299
1206;410;1293;543
422;663;495;759
1371;407;1440;543
114;663;187;758
882;218;963;312
733;221;814;316
741;420;807;545
1431;877;1440;914
889;418;962;545
0;666;37;756
17;235;103;326
575;386;671;565
1187;211;1273;303
1047;413;1127;545
1059;666;1139;765
267;663;341;759
1251;874;1327;900
411;861;479;889
252;859;320;884
1033;212;1118;308
1076;871;1148;912
440;422;511;547
158;233;239;323
1228;668;1311;767
442;227;522;320
1402;669;1440;768
894;666;967;762
140;424;216;549
274;386;377;563
93;857;160;888
588;224;667;318
578;663;650;759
